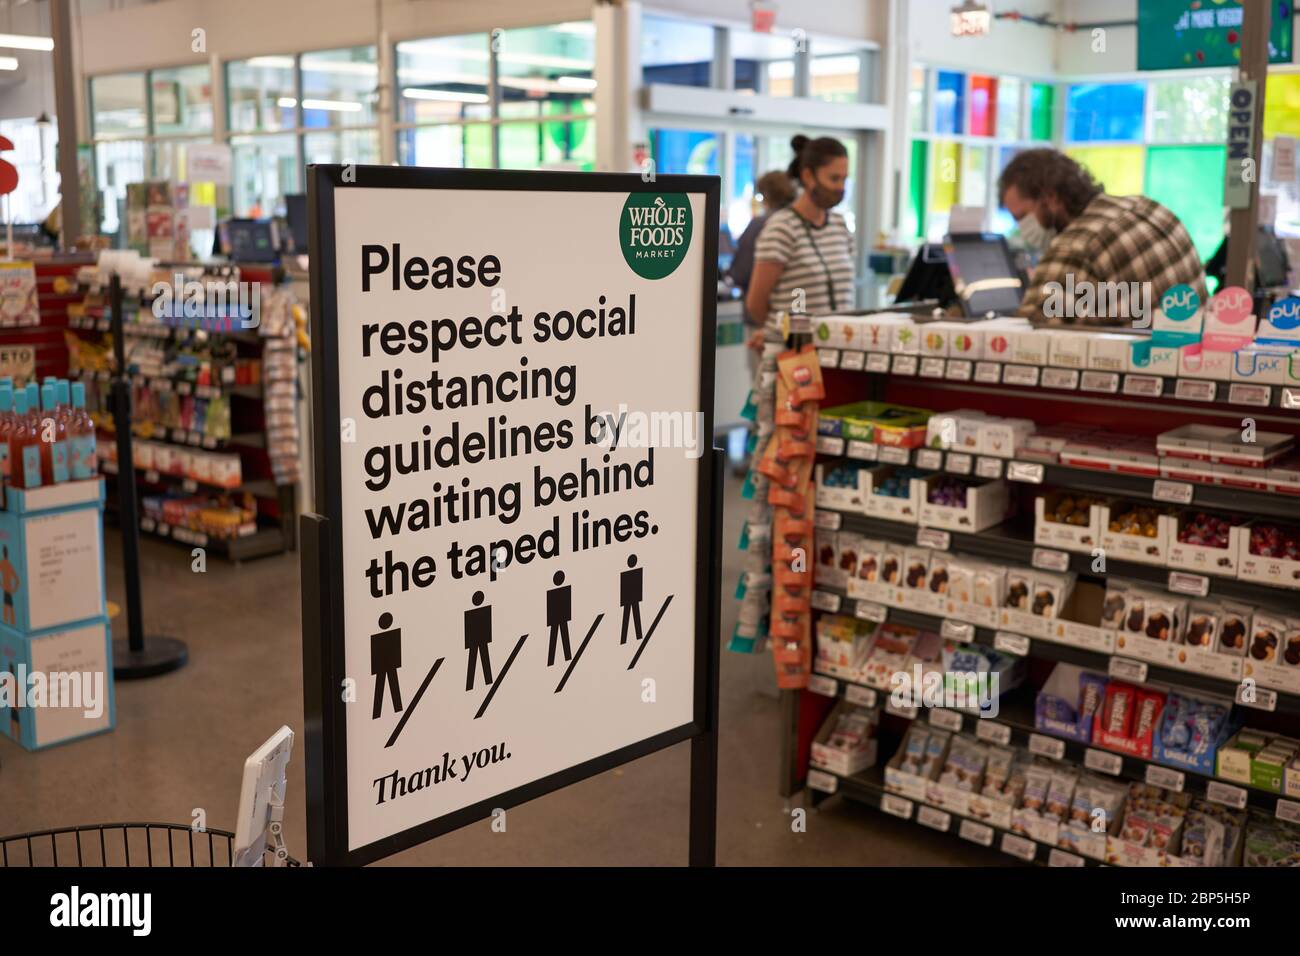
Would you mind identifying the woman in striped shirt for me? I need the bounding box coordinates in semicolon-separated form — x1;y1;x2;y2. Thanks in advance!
746;135;855;328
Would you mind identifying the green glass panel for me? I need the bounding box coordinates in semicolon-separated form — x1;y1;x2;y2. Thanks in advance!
908;138;927;239
1030;83;1054;141
1145;145;1226;261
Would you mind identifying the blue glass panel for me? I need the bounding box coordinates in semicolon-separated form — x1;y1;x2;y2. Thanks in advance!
1066;82;1146;142
934;70;965;135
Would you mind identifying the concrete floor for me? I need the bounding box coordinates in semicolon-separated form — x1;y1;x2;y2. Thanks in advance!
0;475;999;866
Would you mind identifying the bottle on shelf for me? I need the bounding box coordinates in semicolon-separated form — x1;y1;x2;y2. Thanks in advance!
9;387;40;489
41;381;70;484
0;384;11;482
69;382;97;481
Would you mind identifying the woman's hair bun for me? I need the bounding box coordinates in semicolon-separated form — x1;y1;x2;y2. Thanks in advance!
790;134;809;154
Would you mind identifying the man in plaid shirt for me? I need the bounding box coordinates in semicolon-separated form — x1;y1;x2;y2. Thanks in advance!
998;149;1208;325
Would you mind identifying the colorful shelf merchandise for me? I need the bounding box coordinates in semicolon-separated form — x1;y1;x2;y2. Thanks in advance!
65;251;303;561
759;300;1300;867
0;478;115;751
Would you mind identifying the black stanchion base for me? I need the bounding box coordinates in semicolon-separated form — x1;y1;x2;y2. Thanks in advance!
112;637;189;680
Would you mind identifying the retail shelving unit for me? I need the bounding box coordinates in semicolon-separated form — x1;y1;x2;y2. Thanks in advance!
767;332;1300;866
66;266;300;562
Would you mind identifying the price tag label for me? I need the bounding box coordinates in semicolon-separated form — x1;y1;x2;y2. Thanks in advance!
917;527;951;551
945;453;973;475
1001;833;1037;862
1048;848;1085;867
1122;374;1163;398
816;435;845;456
1228;383;1271;407
920;357;946;378
1146;765;1185;792
158;522;171;536
865;352;891;373
929;709;963;732
811;590;842;613
141;517;156;532
976;721;1012;746
881;794;913;819
176;381;193;396
892;355;918;376
1002;364;1040;387
879;445;911;465
959;818;994;846
886;698;919;720
940;619;973;641
1175;378;1217;402
854;602;888;624
1041;368;1080;391
1236;685;1277;712
145;469;161;484
1281;387;1300;410
946;359;973;381
915;449;944;471
845;683;878;707
994;632;1030;657
1277;799;1300;825
1153;480;1194;505
814;509;842;531
817;348;839;368
1206;781;1248;810
917;805;951;832
808;674;839;698
1006;461;1044;484
1029;733;1066;761
1032;548;1070;572
974;362;1002;383
1080;371;1120;394
975;457;1003;479
1109;657;1148;683
846;440;879;461
1085;748;1123;776
807;768;839;793
839;350;866;371
182;479;198;494
1167;570;1209;597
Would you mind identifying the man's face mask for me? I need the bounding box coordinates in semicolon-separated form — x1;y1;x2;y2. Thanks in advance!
1016;208;1057;251
809;174;845;210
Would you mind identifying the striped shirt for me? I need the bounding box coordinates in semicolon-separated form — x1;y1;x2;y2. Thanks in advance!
755;207;855;322
1019;193;1208;325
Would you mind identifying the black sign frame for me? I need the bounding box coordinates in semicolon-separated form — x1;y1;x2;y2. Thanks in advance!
302;164;721;866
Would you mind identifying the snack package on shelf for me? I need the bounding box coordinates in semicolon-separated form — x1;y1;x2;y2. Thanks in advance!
810;701;879;777
1152;691;1236;775
1034;663;1106;743
813;614;879;682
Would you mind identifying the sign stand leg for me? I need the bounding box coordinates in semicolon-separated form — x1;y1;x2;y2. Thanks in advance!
300;511;334;866
688;448;724;867
107;273;188;679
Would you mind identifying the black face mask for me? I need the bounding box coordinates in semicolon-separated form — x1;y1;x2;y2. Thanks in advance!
810;182;845;210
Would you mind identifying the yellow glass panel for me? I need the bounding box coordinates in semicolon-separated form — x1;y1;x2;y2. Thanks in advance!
930;140;960;213
1264;73;1300;139
1065;145;1145;196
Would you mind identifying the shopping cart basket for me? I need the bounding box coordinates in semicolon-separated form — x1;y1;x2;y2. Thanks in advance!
0;823;301;867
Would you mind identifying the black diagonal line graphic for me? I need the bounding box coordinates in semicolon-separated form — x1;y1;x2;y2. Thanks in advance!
385;656;444;748
627;595;673;670
475;635;527;719
555;613;603;694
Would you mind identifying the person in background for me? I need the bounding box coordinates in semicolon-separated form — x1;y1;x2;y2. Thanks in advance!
746;135;854;329
728;169;796;312
998;148;1207;324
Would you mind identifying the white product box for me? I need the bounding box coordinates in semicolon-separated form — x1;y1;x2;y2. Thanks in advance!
1157;424;1237;461
890;320;921;354
134;441;155;470
1167;517;1247;577
946;326;983;360
1215;463;1270;490
919;321;962;357
1237;535;1300;590
1256;298;1300;347
925;408;986;450
153;444;176;475
860;313;913;352
1011;329;1052;366
1179;346;1233;380
810;700;879;777
917;475;1009;532
211;454;242;488
1159;457;1219;484
954;415;987;454
982;327;1015;363
1098;502;1174;566
1047;330;1091;368
1034;492;1104;553
1231;346;1293;385
1086;334;1134;372
816;314;868;350
815;462;867;511
979;418;1034;458
862;466;922;523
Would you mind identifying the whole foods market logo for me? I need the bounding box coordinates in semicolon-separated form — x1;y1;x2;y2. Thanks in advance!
620;193;692;280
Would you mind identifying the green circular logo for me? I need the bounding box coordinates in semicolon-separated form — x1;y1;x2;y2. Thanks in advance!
620;192;692;280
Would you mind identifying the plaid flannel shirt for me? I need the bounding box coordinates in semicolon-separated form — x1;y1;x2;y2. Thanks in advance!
1018;193;1209;326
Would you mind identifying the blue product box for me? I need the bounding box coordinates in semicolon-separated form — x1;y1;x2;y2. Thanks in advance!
1152;691;1237;775
0;478;106;633
1034;664;1107;744
0;614;115;750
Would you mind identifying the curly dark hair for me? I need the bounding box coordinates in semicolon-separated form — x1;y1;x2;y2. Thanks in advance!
997;148;1103;218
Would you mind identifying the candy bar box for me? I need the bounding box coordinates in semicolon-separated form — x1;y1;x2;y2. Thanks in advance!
809;700;878;777
1099;500;1175;566
917;474;1009;533
863;464;926;524
815;460;868;512
1237;522;1300;591
1167;510;1249;578
1034;491;1105;552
